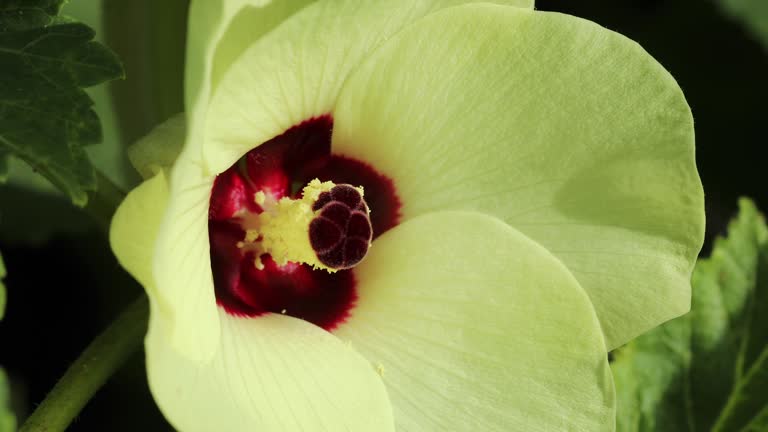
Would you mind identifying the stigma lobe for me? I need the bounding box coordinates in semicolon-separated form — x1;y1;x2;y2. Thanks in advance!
309;184;373;270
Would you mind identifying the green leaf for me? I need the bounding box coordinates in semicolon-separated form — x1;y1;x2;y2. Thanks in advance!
64;0;138;190
687;201;767;430
711;246;768;432
613;198;768;431
738;243;768;379
0;367;14;432
714;0;768;49
0;251;10;432
612;312;693;432
0;0;123;206
0;0;62;31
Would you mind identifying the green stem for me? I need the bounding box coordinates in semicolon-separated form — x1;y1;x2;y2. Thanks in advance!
19;296;149;432
84;169;126;234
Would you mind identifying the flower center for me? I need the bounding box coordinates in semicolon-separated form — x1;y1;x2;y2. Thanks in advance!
238;179;373;271
208;115;400;330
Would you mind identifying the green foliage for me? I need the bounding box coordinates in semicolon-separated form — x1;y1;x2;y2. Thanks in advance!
0;0;123;206
0;368;13;432
613;198;768;431
711;245;768;431
0;0;60;30
715;0;768;49
0;251;11;432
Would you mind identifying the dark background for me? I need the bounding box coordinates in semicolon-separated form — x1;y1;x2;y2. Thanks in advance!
1;1;766;430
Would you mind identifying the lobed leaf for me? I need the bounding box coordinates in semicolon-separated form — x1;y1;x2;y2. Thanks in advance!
613;198;768;431
0;0;123;205
711;246;768;431
0;0;62;31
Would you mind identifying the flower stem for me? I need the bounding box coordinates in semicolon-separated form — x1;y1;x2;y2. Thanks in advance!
19;296;149;432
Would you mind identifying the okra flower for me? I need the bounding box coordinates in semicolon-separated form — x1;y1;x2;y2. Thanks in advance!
110;1;704;431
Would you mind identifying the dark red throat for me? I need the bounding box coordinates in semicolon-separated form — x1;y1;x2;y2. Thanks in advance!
208;115;401;330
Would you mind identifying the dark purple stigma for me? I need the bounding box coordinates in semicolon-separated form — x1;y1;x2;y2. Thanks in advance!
309;184;373;270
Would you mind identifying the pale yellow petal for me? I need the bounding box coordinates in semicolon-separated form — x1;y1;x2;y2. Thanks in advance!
202;0;533;175
335;211;615;431
333;4;703;350
146;309;395;432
